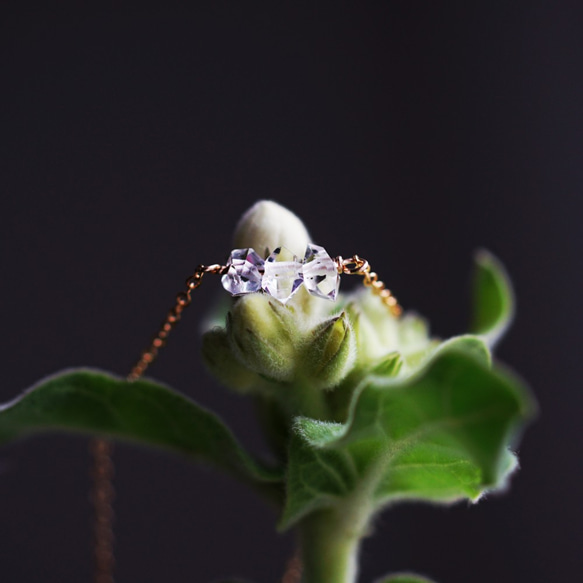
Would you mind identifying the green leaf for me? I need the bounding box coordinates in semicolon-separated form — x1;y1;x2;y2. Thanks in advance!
471;250;514;347
0;369;283;491
375;574;437;583
431;334;491;367
280;344;534;529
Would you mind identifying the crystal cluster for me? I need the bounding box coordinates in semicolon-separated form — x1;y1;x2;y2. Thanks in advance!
221;244;340;304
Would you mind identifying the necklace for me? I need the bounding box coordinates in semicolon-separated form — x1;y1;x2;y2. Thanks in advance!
89;248;401;582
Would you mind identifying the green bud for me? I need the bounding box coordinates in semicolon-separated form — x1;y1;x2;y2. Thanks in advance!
397;313;432;362
227;293;301;382
346;291;433;372
346;300;392;364
201;328;259;393
302;312;356;390
370;351;404;377
357;290;400;348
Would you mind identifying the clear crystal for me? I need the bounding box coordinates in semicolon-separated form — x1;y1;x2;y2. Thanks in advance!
221;248;265;296
302;244;340;301
262;246;304;303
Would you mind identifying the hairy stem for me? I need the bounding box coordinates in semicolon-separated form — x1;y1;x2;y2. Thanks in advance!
297;452;387;583
298;504;370;583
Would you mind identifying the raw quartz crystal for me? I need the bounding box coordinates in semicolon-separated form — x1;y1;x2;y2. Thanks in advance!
262;246;303;303
221;248;265;296
302;243;340;301
222;242;341;304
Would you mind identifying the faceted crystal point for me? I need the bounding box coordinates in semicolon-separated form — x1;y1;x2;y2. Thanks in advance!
221;248;265;296
302;244;340;301
262;246;304;303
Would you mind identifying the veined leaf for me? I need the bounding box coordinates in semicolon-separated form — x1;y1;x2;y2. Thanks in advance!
280;343;534;529
0;369;283;491
471;250;514;348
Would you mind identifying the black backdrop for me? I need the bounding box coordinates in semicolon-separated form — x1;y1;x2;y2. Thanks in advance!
1;2;582;582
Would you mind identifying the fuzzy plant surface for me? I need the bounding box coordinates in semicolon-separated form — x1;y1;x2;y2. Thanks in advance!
0;201;535;583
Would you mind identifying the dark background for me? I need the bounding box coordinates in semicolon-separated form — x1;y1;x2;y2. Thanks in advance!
1;2;581;582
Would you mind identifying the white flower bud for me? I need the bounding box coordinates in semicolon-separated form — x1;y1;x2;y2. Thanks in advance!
233;200;311;259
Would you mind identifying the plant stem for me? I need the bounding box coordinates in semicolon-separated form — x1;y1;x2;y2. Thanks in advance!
298;506;368;583
292;380;332;421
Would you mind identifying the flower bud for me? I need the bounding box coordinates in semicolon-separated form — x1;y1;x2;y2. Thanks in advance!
201;328;259;393
370;351;403;377
302;312;356;390
233;200;311;259
346;291;433;370
397;312;431;354
227;293;302;382
346;300;392;364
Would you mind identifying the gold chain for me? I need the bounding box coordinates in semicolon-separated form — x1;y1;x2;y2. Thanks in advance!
89;438;115;583
90;264;226;583
335;255;402;317
89;255;400;583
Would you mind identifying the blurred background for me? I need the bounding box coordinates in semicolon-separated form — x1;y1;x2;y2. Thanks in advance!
1;2;581;582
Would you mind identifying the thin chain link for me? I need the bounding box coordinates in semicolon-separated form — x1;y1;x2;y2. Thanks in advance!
281;551;303;583
90;264;226;583
89;438;115;583
335;255;403;317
